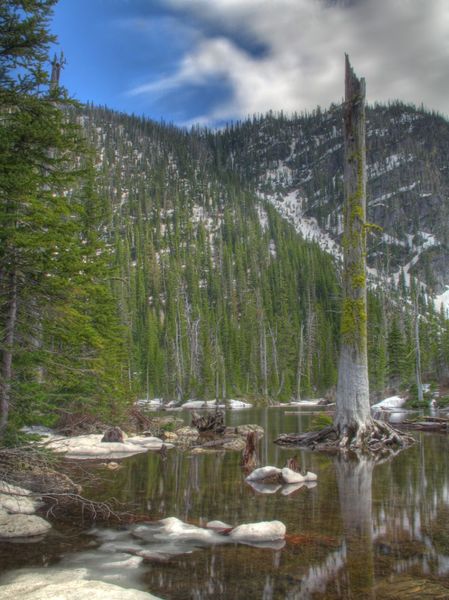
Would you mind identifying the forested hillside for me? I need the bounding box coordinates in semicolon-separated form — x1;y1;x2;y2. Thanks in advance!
78;104;449;405
2;2;449;441
80;106;341;403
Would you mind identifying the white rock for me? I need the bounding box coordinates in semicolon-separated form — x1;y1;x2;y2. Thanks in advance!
245;466;281;482
371;395;406;410
0;568;162;599
155;517;221;543
230;520;286;542
0;481;40;515
44;434;170;459
290;399;324;407
228;399;252;409
281;468;305;484
181;400;225;409
0;513;51;538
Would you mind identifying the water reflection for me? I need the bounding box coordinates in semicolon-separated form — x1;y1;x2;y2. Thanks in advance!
3;410;449;599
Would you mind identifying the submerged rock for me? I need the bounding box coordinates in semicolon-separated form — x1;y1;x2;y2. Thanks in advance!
0;568;162;599
0;513;51;539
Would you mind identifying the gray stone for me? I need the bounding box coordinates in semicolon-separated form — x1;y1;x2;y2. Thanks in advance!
0;481;40;515
0;568;163;599
0;514;51;538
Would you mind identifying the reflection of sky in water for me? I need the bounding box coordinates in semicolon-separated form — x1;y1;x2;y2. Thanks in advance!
2;407;449;598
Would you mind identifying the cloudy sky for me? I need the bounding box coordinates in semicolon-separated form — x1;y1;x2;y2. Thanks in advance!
52;0;449;126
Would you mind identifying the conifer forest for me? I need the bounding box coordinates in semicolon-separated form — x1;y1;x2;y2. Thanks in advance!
1;0;449;438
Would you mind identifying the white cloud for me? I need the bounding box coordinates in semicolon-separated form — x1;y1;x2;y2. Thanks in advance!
131;0;449;123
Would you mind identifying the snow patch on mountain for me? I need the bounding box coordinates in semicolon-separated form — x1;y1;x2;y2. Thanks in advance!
260;190;342;261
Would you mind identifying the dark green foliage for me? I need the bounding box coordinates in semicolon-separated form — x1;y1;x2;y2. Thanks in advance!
0;0;129;436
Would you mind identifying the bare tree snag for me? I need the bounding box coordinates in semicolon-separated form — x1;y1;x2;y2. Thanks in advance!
333;54;371;444
275;56;414;455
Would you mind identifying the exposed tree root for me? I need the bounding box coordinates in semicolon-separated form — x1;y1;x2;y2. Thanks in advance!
274;420;415;457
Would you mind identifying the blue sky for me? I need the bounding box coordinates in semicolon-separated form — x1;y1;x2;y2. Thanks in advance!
51;0;449;127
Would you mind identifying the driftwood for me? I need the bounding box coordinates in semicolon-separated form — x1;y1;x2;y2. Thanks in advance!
191;410;225;433
241;431;258;470
396;416;449;432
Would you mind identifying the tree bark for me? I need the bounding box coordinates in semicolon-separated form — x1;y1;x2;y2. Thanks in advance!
334;55;372;440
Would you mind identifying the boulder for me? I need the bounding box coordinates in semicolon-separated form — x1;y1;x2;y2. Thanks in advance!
0;513;51;539
246;466;282;482
0;481;40;515
175;426;199;440
222;438;246;451
0;568;162;599
101;427;126;443
229;520;286;542
44;434;170;459
371;395;406;410
235;424;264;437
281;468;317;484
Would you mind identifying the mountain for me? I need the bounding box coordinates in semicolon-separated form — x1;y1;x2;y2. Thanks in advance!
76;102;449;403
213;102;449;296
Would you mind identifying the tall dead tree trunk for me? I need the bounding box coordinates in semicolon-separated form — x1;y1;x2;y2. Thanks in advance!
275;56;414;454
333;55;373;445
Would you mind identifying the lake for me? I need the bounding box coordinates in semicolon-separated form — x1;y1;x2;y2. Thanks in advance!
1;407;449;599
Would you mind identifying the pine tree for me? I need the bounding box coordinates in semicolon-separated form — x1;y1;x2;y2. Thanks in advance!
0;1;128;435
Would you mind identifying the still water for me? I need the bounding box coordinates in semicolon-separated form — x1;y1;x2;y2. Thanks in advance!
2;407;449;599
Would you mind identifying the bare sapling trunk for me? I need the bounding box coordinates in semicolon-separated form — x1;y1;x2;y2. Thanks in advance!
0;271;17;435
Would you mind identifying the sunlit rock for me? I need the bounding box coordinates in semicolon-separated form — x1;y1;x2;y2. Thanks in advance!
229;520;286;542
0;568;163;599
0;481;41;515
371;395;406;410
155;517;222;543
0;513;51;539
